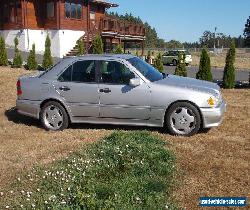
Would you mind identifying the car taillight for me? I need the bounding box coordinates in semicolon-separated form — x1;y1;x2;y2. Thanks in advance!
17;80;22;96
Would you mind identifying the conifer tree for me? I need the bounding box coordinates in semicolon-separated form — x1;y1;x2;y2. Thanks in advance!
27;44;38;70
42;35;53;69
92;34;104;54
223;42;236;88
174;52;187;77
154;53;164;73
77;39;85;55
113;44;123;54
0;36;8;66
196;48;213;81
12;37;23;68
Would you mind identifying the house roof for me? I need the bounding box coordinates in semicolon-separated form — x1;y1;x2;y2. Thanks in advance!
91;0;118;8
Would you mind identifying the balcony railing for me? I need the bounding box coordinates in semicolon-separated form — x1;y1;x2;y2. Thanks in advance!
90;16;146;38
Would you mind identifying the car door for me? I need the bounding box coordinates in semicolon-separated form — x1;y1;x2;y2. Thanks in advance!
162;52;169;64
98;60;151;120
55;60;99;118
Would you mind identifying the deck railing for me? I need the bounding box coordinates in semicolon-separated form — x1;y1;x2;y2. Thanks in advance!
98;16;146;37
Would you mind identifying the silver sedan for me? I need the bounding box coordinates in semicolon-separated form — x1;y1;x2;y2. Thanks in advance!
16;54;226;136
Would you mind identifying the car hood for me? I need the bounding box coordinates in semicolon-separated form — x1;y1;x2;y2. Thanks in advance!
154;75;220;95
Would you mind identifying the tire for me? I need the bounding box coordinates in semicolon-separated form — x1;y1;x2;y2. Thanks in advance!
40;101;69;131
172;59;177;66
165;102;201;136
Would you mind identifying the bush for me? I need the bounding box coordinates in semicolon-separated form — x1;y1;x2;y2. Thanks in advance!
12;37;23;68
196;48;213;81
7;131;176;210
174;52;187;77
42;35;53;69
153;53;164;73
92;34;104;54
223;42;236;89
27;44;38;70
77;39;85;55
113;44;124;54
0;36;8;66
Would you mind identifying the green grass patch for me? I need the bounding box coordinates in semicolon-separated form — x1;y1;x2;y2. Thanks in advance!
3;131;176;209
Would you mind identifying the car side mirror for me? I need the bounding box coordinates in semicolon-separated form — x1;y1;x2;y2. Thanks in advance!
129;78;141;87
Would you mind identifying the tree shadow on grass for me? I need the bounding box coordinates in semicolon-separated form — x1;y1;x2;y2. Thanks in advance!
5;107;163;133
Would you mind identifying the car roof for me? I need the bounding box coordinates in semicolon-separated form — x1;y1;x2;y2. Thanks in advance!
65;54;136;61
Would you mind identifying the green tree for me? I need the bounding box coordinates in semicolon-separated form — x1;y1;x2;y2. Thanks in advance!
113;44;123;54
0;36;8;66
244;16;250;47
196;49;213;81
42;35;53;69
92;34;104;54
27;44;38;70
223;42;236;89
77;39;85;55
12;37;23;68
153;53;164;73
174;52;187;77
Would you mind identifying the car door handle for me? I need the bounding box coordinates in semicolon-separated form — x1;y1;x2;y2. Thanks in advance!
100;88;111;93
59;86;71;91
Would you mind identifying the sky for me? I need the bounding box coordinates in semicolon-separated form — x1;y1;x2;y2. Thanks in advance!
109;0;250;42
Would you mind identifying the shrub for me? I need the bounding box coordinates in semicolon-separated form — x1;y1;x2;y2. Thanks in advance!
174;52;187;77
7;131;176;210
0;36;8;66
196;48;213;81
223;42;236;89
113;44;124;54
77;39;85;55
154;52;164;73
27;44;38;70
92;34;104;54
12;37;23;68
42;35;53;69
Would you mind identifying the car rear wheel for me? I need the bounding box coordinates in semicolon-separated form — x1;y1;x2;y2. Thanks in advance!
40;101;69;131
165;102;201;136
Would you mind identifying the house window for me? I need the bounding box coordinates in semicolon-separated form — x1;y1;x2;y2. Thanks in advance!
65;1;82;19
90;6;95;20
3;0;21;23
46;1;55;18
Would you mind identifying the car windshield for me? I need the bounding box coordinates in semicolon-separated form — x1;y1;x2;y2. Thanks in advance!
127;57;164;82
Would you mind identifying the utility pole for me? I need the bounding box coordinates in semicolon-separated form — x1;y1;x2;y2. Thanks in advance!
214;27;217;52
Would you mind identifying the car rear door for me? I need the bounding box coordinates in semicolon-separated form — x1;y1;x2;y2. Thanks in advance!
54;59;100;118
97;60;151;120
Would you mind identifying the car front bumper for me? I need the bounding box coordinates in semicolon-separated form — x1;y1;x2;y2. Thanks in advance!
16;99;41;119
200;100;226;128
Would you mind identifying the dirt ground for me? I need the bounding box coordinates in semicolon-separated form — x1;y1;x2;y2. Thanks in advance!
0;67;249;209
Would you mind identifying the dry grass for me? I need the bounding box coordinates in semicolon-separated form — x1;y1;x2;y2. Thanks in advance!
0;67;249;209
191;50;250;70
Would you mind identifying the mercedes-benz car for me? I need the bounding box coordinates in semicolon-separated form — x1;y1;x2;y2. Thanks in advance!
16;54;226;136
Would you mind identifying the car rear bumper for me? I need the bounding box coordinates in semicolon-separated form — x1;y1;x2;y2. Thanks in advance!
200;100;226;128
16;99;41;119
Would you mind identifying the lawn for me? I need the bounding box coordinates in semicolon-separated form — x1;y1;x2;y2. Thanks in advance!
191;49;250;70
0;67;249;209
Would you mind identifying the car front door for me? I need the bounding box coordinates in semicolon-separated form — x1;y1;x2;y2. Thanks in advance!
55;60;99;118
98;60;151;120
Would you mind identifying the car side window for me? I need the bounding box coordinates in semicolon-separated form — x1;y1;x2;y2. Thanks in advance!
72;60;95;83
58;65;72;82
99;61;135;85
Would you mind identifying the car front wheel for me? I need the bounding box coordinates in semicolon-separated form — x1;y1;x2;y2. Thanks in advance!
165;102;201;136
40;101;69;131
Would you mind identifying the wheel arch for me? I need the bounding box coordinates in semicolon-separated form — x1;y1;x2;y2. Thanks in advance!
163;100;204;128
40;98;72;122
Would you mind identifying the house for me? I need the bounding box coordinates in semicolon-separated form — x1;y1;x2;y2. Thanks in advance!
0;0;146;58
